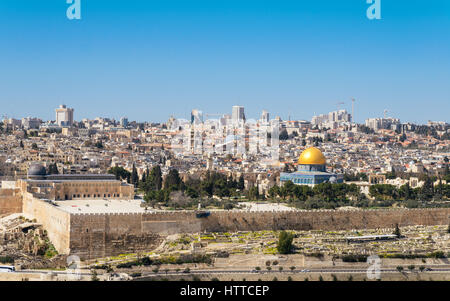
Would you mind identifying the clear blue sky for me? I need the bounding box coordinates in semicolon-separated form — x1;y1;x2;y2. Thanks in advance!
0;0;449;124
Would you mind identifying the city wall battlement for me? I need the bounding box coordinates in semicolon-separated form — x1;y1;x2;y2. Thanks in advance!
4;195;450;260
67;207;450;259
69;207;449;216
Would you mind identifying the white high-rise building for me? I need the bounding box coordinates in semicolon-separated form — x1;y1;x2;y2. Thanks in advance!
232;106;245;123
55;105;74;127
120;117;128;127
22;117;41;129
311;109;351;128
191;109;203;124
261;110;270;123
365;117;400;131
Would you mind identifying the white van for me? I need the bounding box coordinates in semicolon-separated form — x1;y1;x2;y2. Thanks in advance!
0;265;15;273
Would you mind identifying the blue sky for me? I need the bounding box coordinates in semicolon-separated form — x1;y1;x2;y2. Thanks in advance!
0;0;449;123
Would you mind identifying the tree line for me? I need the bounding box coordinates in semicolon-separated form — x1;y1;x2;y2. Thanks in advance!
269;179;450;209
109;165;247;209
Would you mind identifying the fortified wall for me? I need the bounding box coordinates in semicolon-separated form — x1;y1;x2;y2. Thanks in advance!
3;190;450;260
0;188;22;215
22;193;71;254
69;208;450;260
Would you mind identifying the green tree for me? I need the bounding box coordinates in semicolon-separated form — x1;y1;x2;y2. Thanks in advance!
131;164;139;187
399;183;413;200
369;184;398;200
149;165;163;191
420;176;434;201
247;186;259;200
141;165;163;193
393;224;401;238
277;231;294;254
237;175;245;190
268;185;281;199
164;169;181;190
108;166;131;181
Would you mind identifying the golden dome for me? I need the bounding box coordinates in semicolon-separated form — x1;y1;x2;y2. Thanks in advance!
298;147;326;165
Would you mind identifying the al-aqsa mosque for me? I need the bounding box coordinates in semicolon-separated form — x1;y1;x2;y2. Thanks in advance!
280;147;343;186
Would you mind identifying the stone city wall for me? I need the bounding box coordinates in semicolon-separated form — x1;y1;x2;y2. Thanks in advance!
201;208;450;232
22;194;71;254
0;188;23;215
68;208;450;259
69;213;163;259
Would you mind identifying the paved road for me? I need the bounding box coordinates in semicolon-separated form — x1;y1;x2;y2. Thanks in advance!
138;267;450;277
15;266;450;278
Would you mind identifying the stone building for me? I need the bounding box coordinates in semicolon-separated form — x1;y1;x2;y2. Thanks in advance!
15;163;134;200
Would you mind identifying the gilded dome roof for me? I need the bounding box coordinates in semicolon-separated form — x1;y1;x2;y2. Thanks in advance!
298;147;326;165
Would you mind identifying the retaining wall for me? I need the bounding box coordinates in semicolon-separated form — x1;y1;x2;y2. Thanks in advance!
68;208;450;259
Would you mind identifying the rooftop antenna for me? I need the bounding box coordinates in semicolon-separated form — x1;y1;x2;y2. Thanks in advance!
336;102;345;111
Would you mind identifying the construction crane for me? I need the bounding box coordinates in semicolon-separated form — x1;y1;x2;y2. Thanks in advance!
204;113;222;120
205;113;222;117
351;98;355;123
336;102;345;111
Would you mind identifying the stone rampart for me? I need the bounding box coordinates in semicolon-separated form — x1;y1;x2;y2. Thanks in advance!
67;208;450;259
0;188;23;215
22;193;71;254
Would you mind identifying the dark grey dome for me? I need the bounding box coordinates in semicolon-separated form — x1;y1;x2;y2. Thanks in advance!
28;164;47;177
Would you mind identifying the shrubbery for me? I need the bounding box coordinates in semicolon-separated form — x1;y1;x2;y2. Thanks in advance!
277;231;294;254
0;256;14;264
116;254;213;269
341;255;368;262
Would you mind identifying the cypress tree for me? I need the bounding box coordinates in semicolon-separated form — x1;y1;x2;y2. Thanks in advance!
131;164;139;187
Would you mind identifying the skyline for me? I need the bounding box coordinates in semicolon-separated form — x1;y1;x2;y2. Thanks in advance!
3;102;448;126
1;0;449;123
